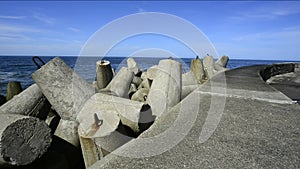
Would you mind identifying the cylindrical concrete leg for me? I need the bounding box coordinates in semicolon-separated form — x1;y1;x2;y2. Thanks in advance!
96;60;113;90
6;81;22;101
0;114;51;166
0;84;50;119
104;67;134;98
203;55;215;79
32;57;95;121
215;55;229;71
78;132;103;168
127;57;140;75
147;59;182;118
190;57;206;83
54;120;79;147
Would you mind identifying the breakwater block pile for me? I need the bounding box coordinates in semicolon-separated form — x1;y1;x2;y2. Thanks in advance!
0;55;229;168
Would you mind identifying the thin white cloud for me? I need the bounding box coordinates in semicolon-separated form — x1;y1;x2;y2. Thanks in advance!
0;33;30;41
67;27;80;32
0;24;42;33
229;3;300;21
32;13;55;25
0;15;26;19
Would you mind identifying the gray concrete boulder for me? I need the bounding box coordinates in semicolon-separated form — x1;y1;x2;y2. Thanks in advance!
32;57;95;121
132;76;143;87
54;119;79;147
0;114;51;166
138;78;151;90
146;65;159;80
6;81;22;101
77;93;151;133
0;84;50;120
127;57;140;75
203;55;215;79
77;93;152;167
96;60;114;89
182;71;198;86
131;88;149;103
215;55;229;71
147;59;182;118
190;56;206;83
128;83;138;98
103;67;134;98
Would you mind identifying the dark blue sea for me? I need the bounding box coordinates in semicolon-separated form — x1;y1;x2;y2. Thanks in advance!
0;56;299;96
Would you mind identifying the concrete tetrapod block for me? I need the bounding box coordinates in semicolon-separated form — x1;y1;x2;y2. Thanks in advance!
147;59;182;118
132;76;143;87
131;88;149;103
96;60;113;90
0;84;50;120
190;57;206;83
78;93;152;134
203;55;216;79
0;114;51;166
128;83;137;99
54;119;79;147
104;67;134;98
215;55;229;71
146;65;159;80
76;93;120;168
138;78;151;90
127;57;140;75
32;57;95;121
77;93;154;167
6;81;22;101
140;71;147;80
182;71;198;86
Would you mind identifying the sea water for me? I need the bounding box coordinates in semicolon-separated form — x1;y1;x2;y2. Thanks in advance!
0;56;298;96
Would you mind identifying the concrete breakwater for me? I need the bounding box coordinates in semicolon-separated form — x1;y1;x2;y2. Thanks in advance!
0;56;299;168
261;63;300;103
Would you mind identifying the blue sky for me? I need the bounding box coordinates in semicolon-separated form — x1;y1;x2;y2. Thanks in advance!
0;1;300;60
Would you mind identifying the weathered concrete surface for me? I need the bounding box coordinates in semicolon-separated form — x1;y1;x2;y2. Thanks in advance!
103;67;134;98
138;78;151;90
127;58;140;75
0;84;50;119
54;119;79;147
96;60;113;90
91;64;300;169
6;81;22;101
78;93;152;134
1;136;85;169
182;71;197;86
265;63;300;101
32;57;94;121
190;57;205;83
131;88;149;103
214;55;229;71
0;114;51;166
147;59;182;118
203;55;215;79
267;71;300;101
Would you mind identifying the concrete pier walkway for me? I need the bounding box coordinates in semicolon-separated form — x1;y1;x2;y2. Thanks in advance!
91;63;300;168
